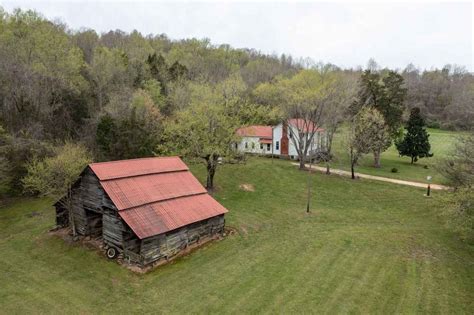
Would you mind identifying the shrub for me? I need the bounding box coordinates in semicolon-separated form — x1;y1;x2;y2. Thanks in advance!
439;133;474;188
391;167;398;173
426;120;441;129
442;188;474;241
22;142;92;197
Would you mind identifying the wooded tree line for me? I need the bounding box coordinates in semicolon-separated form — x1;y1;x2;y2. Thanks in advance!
402;64;474;130
0;8;295;195
0;8;473;197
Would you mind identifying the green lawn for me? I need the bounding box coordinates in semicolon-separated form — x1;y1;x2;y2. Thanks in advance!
328;128;462;185
1;158;473;313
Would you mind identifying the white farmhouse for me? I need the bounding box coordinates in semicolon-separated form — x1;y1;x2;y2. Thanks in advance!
236;119;326;160
235;125;273;155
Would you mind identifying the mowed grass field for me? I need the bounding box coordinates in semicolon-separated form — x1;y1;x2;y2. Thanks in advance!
1;158;473;313
328;128;462;185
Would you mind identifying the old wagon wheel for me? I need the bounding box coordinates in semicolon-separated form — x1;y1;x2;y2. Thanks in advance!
106;247;118;259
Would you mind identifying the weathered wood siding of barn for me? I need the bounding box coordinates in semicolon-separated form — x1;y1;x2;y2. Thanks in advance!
55;167;119;235
80;168;113;211
102;209;125;247
138;215;225;265
71;191;88;235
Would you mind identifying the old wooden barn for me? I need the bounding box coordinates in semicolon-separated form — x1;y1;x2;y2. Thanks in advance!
54;156;228;266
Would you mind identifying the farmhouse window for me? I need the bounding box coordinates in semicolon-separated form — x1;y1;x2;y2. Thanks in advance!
245;142;248;149
276;141;280;150
260;144;263;150
267;144;271;151
252;142;255;149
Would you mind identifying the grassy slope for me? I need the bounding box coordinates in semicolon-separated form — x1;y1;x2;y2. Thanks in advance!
328;128;461;185
1;158;473;313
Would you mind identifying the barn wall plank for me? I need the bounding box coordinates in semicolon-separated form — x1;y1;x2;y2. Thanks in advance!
138;214;225;265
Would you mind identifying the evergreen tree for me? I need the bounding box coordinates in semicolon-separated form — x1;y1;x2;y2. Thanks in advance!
396;107;433;163
380;71;406;136
96;114;117;160
351;69;407;167
169;61;188;81
351;70;406;137
146;53;169;94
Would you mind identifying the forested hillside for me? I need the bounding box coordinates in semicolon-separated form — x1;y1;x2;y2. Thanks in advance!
0;8;473;197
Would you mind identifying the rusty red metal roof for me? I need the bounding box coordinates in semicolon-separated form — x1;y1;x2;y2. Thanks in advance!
259;139;272;144
90;157;188;180
89;157;228;239
288;119;324;133
100;171;207;210
236;125;272;138
120;194;228;239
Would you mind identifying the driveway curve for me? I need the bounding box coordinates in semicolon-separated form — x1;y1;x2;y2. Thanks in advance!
292;163;450;190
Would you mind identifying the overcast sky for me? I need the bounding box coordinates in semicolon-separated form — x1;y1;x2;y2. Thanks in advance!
2;0;473;71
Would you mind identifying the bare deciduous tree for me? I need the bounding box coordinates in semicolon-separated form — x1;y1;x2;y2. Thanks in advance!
322;71;359;155
256;69;344;169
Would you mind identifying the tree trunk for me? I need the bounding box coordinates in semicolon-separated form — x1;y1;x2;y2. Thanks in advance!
295;137;305;170
306;161;311;213
206;156;218;190
69;207;76;237
373;150;381;168
98;88;103;109
66;186;76;237
350;147;356;179
299;158;305;169
326;128;336;154
411;156;414;164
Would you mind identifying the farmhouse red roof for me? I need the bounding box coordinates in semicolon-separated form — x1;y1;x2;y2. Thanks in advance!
89;157;228;239
236;121;324;138
288;119;324;133
236;125;272;138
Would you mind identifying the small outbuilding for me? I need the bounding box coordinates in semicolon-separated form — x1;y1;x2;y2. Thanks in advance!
55;156;228;266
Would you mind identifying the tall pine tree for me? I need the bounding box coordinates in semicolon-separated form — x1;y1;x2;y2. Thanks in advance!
351;69;407;167
396;107;433;163
351;70;406;137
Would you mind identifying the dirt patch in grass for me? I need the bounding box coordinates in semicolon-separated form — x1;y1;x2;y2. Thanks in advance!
223;226;239;236
239;183;255;192
50;227;105;250
26;211;43;218
400;236;439;262
409;247;437;261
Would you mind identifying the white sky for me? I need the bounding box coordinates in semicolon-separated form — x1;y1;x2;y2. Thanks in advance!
2;0;473;71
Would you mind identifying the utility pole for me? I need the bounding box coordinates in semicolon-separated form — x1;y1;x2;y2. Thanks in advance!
306;137;314;213
271;126;274;164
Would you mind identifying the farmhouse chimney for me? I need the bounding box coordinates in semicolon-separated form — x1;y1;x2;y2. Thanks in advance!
281;120;289;156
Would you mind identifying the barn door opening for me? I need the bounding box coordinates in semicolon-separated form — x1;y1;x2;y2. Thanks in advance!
85;209;103;237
